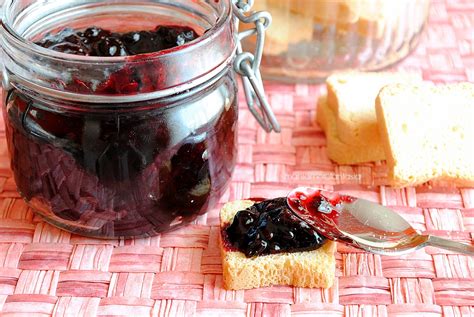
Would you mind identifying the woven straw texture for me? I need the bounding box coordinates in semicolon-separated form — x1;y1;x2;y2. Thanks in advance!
0;0;473;316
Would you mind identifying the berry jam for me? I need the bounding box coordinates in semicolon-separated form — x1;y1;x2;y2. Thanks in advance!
34;26;199;95
287;187;356;241
37;26;198;56
4;25;237;238
224;198;327;257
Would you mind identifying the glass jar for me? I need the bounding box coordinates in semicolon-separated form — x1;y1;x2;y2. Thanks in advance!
0;0;274;238
244;0;430;83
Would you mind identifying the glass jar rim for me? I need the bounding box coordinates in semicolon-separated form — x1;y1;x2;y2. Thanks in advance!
0;0;237;103
0;0;232;65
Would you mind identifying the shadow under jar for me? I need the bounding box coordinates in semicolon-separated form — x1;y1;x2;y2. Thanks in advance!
0;0;241;238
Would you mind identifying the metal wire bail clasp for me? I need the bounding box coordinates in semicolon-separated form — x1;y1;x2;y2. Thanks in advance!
232;0;281;133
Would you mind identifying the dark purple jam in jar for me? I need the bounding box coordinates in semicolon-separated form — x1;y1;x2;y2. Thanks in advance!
1;0;239;238
36;26;198;57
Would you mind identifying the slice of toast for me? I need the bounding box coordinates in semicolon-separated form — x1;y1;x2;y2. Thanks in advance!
220;200;336;290
326;72;421;146
376;82;474;187
317;95;386;164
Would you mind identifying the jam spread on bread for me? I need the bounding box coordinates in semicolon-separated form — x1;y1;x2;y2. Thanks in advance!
224;198;327;257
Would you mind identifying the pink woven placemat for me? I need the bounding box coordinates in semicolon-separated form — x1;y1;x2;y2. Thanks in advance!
0;0;473;316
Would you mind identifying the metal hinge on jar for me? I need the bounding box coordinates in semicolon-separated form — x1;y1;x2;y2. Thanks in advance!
232;0;281;133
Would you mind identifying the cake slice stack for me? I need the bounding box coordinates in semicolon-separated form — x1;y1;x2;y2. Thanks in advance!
316;71;474;187
317;71;420;165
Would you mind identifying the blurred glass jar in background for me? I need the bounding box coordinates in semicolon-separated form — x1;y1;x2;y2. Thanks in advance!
243;0;430;83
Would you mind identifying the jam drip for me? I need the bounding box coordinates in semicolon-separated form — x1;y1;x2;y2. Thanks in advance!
225;198;327;257
37;26;198;56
